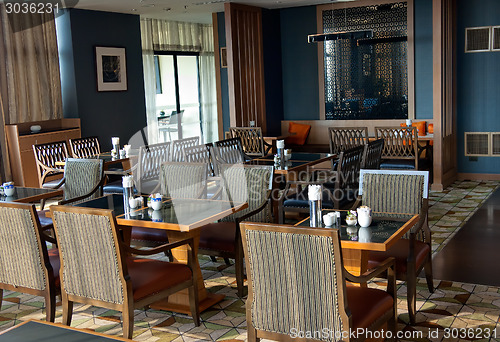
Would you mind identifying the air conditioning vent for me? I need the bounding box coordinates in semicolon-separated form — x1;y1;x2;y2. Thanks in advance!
465;132;490;156
493;26;500;51
465;27;491;52
491;133;500;155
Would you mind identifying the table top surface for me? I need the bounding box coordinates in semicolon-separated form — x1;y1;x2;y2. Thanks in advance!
76;194;247;232
0;320;131;341
55;153;131;166
0;186;62;203
296;209;418;251
246;152;336;173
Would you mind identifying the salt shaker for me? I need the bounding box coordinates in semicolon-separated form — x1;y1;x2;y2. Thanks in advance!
112;137;120;156
308;185;322;227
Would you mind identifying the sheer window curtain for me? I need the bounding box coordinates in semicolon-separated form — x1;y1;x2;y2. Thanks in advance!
0;5;63;181
141;19;217;144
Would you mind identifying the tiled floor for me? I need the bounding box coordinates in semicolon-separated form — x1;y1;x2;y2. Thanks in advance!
1;180;499;341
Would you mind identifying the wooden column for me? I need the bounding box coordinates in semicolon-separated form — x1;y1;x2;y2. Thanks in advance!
224;3;266;133
432;0;457;191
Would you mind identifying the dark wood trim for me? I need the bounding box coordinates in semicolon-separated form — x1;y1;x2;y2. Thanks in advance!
212;13;224;141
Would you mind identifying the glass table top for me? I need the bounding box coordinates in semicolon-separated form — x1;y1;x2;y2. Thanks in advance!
77;194;246;231
0;187;61;203
296;209;416;245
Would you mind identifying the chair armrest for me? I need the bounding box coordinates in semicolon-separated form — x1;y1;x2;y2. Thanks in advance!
351;196;362;210
120;237;194;256
345;256;395;283
235;191;272;223
58;176;105;205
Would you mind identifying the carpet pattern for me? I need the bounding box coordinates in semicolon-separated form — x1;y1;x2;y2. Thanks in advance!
0;180;499;341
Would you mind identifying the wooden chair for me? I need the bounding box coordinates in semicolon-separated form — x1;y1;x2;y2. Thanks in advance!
362;138;384;169
68;136;101;158
183;143;217;177
33;141;69;188
131;162;207;251
50;205;200;339
0;202;60;322
240;222;397;342
134;141;172;195
353;169;433;324
58;158;105;205
328;126;368;154
229;127;272;157
171;136;200;162
279;145;365;222
375;126;418;170
212;137;250;165
198;164;273;297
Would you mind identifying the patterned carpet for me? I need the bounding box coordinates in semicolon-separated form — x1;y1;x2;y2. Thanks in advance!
1;180;499;341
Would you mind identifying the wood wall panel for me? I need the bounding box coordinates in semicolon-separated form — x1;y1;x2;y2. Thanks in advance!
224;3;266;133
432;0;457;191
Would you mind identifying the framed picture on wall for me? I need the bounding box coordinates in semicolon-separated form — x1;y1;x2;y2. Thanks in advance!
220;47;228;68
95;46;127;91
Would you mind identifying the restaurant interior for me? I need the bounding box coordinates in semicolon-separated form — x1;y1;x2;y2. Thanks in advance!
0;0;499;341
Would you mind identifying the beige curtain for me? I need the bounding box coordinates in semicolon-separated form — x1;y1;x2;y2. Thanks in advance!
0;5;63;181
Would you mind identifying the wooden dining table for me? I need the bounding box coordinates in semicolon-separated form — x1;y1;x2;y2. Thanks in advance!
55;152;133;171
246;152;337;222
296;209;419;278
71;194;248;315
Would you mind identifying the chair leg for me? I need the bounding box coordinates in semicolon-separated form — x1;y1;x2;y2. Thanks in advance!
122;306;135;339
235;245;245;297
424;257;434;293
188;283;200;327
45;292;56;322
62;297;73;326
210;256;217;263
0;289;3;310
224;258;231;266
406;275;417;325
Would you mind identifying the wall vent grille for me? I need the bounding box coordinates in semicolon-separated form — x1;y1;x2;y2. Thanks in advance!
491;133;500;155
465;27;491;52
493;26;500;51
465;132;490;156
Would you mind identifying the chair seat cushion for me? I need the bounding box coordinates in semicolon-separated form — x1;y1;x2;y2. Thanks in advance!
37;210;53;229
131;227;169;243
199;222;236;253
47;248;61;288
346;284;394;329
103;180;139;195
368;239;431;276
127;258;192;301
42;178;63;189
380;159;416;169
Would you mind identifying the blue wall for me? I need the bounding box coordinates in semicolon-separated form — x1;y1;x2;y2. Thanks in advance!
56;9;146;150
457;0;500;173
280;6;319;121
216;12;230;136
414;0;433;119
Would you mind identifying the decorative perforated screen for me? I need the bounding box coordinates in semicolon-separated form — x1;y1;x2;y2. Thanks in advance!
323;2;408;120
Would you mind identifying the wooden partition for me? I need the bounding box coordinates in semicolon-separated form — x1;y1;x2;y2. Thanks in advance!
224;3;266;133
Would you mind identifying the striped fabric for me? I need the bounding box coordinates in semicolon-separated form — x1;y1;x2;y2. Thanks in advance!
220;165;272;222
362;173;424;216
0;207;46;290
52;211;124;304
64;158;103;203
245;230;343;341
160;163;207;199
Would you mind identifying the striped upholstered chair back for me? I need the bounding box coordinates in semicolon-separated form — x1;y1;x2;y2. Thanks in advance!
63;158;104;204
240;222;349;340
358;169;429;216
50;206;126;306
219;164;273;222
160;162;208;199
0;202;58;321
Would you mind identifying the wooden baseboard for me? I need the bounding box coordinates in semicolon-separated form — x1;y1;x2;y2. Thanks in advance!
457;173;500;181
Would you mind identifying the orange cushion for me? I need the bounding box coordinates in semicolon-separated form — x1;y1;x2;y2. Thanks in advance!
285;122;311;145
428;123;434;134
412;121;426;136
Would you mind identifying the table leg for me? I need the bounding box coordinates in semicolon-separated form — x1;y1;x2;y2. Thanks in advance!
150;229;225;314
342;249;369;287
